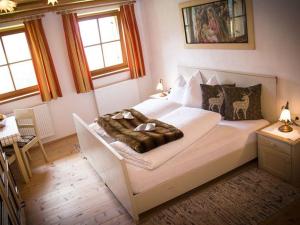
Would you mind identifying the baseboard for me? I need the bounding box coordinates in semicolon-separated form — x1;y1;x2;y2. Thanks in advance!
43;133;77;146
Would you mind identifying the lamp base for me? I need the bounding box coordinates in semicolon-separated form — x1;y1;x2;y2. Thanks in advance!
278;124;293;132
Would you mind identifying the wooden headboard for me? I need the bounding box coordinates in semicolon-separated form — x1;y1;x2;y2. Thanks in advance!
178;66;278;122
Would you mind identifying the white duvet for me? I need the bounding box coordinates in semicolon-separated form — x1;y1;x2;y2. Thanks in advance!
110;107;221;170
133;98;181;118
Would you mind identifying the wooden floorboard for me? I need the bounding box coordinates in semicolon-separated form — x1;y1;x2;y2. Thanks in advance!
11;135;300;225
15;135;134;225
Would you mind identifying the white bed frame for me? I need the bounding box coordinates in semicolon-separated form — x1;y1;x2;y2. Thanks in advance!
73;67;277;223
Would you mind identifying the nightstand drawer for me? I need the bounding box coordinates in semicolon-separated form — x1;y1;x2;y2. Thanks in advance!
258;135;291;155
259;146;292;181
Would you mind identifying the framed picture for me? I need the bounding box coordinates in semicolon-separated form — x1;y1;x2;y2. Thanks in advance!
179;0;255;49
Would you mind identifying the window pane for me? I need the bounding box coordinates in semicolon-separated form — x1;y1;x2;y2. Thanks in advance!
98;16;120;43
79;19;100;46
2;32;31;63
102;41;123;67
84;45;104;71
10;60;37;90
0;66;14;94
0;43;7;66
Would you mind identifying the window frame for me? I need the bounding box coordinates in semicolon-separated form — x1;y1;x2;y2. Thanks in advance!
78;10;128;79
0;27;39;103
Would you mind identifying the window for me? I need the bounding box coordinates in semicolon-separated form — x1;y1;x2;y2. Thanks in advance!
0;28;38;102
78;11;128;78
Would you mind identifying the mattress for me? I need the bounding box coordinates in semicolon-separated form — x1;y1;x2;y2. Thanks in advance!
126;119;269;194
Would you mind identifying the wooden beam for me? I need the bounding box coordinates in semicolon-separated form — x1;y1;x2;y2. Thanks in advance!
0;0;134;23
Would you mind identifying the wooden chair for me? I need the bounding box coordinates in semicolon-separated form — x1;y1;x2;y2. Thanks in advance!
13;109;49;177
0;145;26;225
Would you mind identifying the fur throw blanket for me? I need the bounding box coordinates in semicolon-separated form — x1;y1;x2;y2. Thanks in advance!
97;109;183;153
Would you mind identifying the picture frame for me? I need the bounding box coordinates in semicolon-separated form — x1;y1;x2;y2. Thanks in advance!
179;0;255;49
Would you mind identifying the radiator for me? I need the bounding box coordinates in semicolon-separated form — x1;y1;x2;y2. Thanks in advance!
7;104;55;139
94;79;141;115
32;104;55;139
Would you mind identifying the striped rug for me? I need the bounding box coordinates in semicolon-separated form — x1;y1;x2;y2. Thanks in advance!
140;163;300;225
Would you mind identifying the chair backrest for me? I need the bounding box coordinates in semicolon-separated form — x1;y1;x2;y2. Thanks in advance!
14;108;35;120
14;108;39;137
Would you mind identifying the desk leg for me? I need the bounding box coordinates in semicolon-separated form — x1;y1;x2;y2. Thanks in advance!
13;143;29;184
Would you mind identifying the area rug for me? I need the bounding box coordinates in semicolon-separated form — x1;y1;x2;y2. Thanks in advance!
139;164;300;225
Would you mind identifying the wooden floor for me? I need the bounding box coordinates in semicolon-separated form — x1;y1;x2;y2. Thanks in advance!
16;135;133;225
13;135;300;225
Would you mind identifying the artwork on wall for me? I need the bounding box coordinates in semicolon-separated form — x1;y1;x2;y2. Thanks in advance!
179;0;255;49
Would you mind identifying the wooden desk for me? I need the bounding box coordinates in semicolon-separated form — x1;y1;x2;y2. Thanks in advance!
0;117;30;183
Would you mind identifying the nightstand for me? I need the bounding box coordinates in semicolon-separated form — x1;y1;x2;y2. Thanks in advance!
149;92;168;100
257;122;300;187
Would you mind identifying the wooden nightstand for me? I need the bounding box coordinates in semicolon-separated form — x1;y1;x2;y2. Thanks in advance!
257;122;300;187
149;92;168;100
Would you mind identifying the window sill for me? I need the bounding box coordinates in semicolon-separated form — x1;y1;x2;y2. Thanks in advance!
92;67;129;80
0;91;40;105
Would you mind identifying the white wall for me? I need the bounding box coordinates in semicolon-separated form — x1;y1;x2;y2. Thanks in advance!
0;3;153;142
139;0;300;115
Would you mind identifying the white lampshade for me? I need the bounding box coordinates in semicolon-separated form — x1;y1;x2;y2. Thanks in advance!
279;109;291;122
156;79;164;91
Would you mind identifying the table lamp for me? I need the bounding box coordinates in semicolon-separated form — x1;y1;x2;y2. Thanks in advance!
156;79;166;97
279;101;293;132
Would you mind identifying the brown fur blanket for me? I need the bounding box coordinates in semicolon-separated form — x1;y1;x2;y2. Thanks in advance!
97;109;183;153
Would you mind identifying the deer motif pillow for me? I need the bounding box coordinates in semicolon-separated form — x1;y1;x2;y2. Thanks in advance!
223;84;263;121
200;84;235;116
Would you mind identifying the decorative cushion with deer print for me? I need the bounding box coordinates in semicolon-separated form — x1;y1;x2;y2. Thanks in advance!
200;84;235;116
223;84;263;121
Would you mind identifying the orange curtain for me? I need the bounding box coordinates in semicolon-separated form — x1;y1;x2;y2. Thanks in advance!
62;13;94;93
120;4;146;79
24;19;62;102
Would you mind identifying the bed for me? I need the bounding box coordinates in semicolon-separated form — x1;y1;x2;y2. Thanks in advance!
73;67;277;222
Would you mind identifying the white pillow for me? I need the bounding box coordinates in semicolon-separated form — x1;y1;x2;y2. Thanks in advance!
206;76;219;85
182;71;204;108
168;75;186;104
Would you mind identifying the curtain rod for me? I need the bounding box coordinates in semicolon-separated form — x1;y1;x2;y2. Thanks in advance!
56;0;136;14
0;14;45;24
22;14;45;22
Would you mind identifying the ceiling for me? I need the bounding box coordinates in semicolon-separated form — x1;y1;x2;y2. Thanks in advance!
15;0;40;3
0;0;129;21
13;0;96;7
